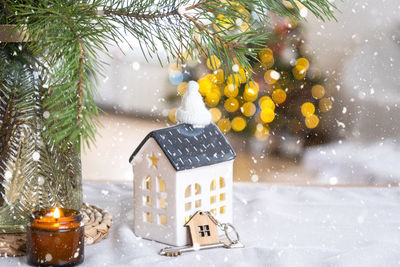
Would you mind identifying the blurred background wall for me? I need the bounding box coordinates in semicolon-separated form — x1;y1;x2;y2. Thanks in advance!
305;0;400;142
83;0;400;186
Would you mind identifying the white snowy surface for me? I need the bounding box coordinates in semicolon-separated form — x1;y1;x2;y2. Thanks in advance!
1;182;399;266
303;141;400;185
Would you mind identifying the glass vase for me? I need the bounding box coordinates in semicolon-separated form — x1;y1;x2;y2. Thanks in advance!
0;30;82;233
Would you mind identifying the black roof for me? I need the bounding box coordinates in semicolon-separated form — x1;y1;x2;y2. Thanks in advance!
129;123;236;171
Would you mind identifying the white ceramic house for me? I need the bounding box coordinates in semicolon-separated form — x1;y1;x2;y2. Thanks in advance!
129;81;236;246
129;123;236;246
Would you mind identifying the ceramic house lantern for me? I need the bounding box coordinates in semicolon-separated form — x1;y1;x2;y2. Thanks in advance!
129;81;236;246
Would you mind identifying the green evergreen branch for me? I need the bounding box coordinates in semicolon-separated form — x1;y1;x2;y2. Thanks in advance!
3;0;338;150
77;38;85;119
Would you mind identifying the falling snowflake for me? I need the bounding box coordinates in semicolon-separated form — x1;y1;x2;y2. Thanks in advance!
45;253;52;262
4;171;12;179
32;152;40;161
43;111;50;119
251;174;259;183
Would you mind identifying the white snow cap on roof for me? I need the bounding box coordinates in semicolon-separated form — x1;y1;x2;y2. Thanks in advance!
176;80;211;127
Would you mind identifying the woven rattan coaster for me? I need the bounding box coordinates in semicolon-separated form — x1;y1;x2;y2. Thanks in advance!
81;203;112;245
0;203;112;257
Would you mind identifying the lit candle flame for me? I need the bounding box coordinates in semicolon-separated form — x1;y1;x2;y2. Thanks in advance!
53;207;61;219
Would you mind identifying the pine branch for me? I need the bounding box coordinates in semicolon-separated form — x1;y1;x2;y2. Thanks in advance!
103;8;179;20
0;44;42;213
77;38;84;119
3;0;338;149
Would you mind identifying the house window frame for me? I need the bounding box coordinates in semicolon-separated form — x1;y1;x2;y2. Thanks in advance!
210;177;227;216
198;224;211;237
184;183;202;222
142;174;168;224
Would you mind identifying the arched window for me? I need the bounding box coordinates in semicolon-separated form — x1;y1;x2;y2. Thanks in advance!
142;175;168;224
158;198;166;209
144;175;151;190
142;176;152;223
158;177;166;192
210;178;217;204
210;177;227;216
194;183;201;208
185;185;191;198
185;185;191;211
219;206;226;214
219;177;225;188
195;183;201;195
184;183;202;222
157;177;167;210
144;196;152;206
158;214;167;226
210;178;216;191
145;212;152;222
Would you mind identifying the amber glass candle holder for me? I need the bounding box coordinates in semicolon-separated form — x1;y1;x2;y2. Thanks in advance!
27;208;84;266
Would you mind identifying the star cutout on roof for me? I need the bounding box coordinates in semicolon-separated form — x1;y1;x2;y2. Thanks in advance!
149;153;159;168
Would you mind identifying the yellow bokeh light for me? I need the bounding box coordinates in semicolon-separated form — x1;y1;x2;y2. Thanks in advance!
245;81;259;92
215;69;224;84
312;84;325;99
205;91;220;107
177;82;187;96
272;89;287;104
217;118;231;133
234;4;250;15
243;87;258;102
205;73;218;84
319;97;333;112
262;58;275;69
259;96;275;110
305;114;319;129
182;50;197;62
241;102;256;117
214;14;234;31
260;108;275;123
227;73;242;86
282;0;294;8
206;55;221;70
224;83;239;97
311;84;325;99
227;72;246;86
209;108;222;122
231;116;247;132
168;108;177;123
264;70;280;84
292;67;306;80
296;57;310;70
240;21;250;32
198;77;212;96
254;124;270;141
301;102;315;117
295;64;307;73
259;48;273;63
237;68;248;83
224;97;240;112
211;84;221;95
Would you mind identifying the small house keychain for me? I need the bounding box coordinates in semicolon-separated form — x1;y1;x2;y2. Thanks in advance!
160;211;244;256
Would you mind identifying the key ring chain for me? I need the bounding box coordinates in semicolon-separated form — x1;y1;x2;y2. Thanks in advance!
204;211;241;245
222;223;240;245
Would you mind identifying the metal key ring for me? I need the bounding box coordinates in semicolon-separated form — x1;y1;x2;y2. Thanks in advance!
223;223;240;245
